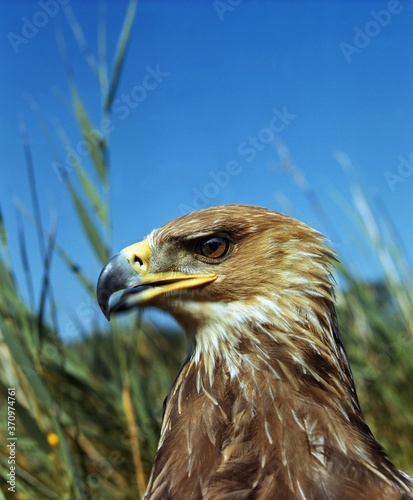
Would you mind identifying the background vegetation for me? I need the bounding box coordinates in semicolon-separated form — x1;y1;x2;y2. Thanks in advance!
1;3;412;498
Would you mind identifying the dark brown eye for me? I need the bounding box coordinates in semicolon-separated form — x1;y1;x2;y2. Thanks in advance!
197;236;230;259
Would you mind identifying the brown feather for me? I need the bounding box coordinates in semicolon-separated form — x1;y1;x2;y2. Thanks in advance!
118;205;412;499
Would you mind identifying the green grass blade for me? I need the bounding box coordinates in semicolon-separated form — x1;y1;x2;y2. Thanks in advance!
56;27;108;187
0;203;7;249
0;455;62;500
98;4;109;98
19;115;46;258
16;214;36;320
1;317;85;498
0;250;18;309
75;160;109;227
37;225;57;344
63;4;99;79
104;0;138;113
70;82;108;186
54;120;109;228
66;179;109;264
0;317;50;405
55;245;95;295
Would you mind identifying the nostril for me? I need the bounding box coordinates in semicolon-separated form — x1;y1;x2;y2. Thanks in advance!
133;255;143;266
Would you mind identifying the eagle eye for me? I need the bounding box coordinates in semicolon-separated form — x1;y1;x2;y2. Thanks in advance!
196;236;230;260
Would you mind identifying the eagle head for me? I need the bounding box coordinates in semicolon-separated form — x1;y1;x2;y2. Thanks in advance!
97;204;342;377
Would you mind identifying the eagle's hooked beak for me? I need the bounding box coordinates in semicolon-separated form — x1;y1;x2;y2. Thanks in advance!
96;240;217;320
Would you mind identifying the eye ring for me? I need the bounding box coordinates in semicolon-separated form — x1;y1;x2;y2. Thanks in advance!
195;235;230;260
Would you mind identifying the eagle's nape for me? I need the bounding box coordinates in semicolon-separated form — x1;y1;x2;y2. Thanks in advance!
96;204;413;500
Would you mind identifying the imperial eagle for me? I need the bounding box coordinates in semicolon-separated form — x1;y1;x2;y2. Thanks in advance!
97;204;413;499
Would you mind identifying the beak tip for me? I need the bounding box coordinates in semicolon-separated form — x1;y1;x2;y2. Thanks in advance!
97;292;112;321
96;251;140;320
96;285;111;321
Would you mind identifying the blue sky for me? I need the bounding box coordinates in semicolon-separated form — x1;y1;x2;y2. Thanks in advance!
1;0;412;340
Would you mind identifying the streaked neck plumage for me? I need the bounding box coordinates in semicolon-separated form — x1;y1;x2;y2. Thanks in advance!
144;294;413;499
